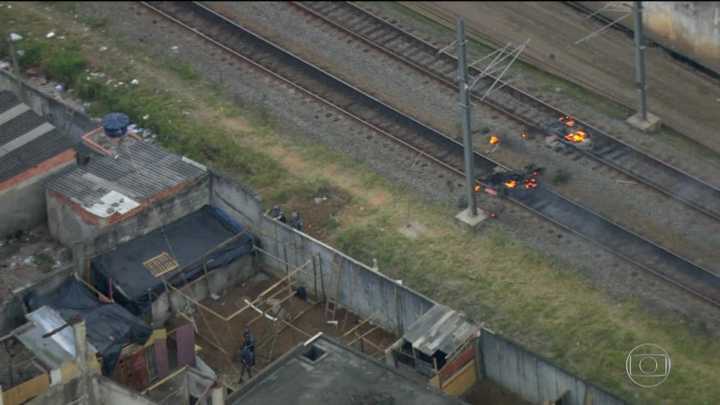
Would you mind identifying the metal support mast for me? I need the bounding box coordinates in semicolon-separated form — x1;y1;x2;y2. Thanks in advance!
633;1;648;121
456;18;477;217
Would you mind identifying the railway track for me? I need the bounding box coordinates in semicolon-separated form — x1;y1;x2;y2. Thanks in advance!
290;1;720;223
140;1;720;308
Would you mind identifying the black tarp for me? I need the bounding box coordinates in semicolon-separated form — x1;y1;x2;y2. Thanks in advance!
23;277;152;376
90;205;254;317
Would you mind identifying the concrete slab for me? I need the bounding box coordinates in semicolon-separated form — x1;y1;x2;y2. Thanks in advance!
455;208;487;231
626;112;662;133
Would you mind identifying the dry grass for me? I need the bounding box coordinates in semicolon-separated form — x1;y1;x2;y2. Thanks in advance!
3;3;719;404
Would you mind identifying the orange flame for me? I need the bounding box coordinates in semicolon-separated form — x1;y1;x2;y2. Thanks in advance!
564;130;587;143
521;131;529;140
474;184;481;192
504;179;518;189
489;135;500;145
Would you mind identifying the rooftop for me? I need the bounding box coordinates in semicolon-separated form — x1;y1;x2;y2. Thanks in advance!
231;335;468;405
0;90;74;185
90;205;253;313
0;225;72;301
47;135;207;220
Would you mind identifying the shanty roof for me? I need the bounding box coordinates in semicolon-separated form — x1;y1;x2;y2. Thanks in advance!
231;336;468;405
90;205;254;316
47;138;207;218
13;306;95;369
0;90;74;183
402;304;478;357
21;277;152;375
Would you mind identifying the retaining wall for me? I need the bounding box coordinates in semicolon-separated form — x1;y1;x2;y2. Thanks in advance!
208;171;435;335
0;69;97;141
479;331;626;405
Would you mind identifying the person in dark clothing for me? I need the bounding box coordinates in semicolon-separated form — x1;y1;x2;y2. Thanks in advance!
242;326;256;353
268;205;286;223
240;345;254;379
289;211;303;231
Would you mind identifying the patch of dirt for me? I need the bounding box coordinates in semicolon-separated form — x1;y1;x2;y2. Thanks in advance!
462;379;531;405
284;184;351;240
398;221;428;240
184;270;397;390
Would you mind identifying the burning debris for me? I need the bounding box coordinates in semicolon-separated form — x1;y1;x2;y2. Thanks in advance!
543;116;592;149
564;129;587;143
489;135;500;145
478;163;544;197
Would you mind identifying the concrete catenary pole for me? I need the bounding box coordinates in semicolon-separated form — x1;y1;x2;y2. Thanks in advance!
456;18;477;217
633;1;648;121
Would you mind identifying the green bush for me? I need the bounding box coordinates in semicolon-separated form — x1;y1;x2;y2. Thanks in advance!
18;40;48;68
46;48;86;84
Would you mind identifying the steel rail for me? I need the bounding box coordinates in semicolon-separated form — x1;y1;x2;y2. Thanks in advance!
140;1;720;308
290;1;720;223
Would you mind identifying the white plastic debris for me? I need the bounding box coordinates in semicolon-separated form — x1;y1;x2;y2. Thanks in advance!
9;32;22;42
117;81;124;86
46;31;56;39
142;114;150;120
99;46;108;52
171;45;179;52
0;61;9;70
24;256;34;265
130;78;139;85
55;84;64;92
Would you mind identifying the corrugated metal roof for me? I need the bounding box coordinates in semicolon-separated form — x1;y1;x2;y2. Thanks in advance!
14;306;97;369
0;91;75;183
402;304;478;357
48;138;207;213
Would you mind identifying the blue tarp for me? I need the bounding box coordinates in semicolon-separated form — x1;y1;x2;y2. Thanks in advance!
23;277;152;375
90;205;254;317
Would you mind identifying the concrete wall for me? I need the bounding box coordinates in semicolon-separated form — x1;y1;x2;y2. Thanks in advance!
209;172;264;227
0;70;97;142
26;375;160;405
0;159;75;238
0;265;76;336
644;2;720;72
166;256;255;323
479;331;625;405
47;176;211;255
208;171;435;335
583;1;720;73
208;173;628;404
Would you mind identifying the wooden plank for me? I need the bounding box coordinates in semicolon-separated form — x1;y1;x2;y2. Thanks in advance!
348;326;379;346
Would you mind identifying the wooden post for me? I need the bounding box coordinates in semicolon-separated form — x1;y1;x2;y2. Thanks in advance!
433;356;441;390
